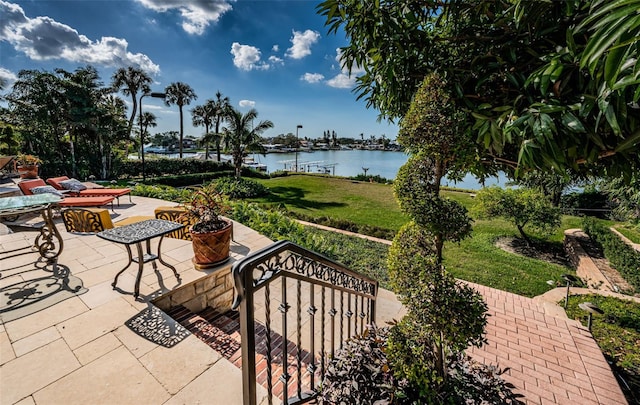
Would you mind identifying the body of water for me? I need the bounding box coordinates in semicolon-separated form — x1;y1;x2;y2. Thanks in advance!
144;149;508;190
251;149;508;190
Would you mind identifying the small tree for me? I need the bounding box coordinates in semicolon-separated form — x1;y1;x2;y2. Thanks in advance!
387;224;487;389
474;186;561;245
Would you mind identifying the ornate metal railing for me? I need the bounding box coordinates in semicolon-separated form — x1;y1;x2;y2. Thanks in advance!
232;240;379;405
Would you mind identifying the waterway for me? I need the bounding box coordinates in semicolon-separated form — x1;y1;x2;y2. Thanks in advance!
250;149;508;190
146;149;508;190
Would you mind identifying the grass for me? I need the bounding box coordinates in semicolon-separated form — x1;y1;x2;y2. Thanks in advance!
444;218;577;297
250;175;584;297
252;174;480;232
614;223;640;243
564;294;640;404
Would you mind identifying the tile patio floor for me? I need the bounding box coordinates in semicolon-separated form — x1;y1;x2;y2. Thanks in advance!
0;195;628;404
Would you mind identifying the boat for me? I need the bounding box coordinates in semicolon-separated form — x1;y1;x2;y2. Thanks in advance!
243;157;267;172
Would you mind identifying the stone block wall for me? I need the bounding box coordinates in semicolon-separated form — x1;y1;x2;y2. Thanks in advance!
153;265;235;314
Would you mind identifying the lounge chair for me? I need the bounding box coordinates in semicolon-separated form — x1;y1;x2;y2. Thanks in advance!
46;176;132;205
18;179;115;211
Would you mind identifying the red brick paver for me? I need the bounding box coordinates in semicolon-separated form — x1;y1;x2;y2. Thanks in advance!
468;282;627;404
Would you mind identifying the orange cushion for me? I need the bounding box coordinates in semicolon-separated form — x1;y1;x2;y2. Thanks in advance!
58;196;114;207
46;176;70;190
18;179;47;195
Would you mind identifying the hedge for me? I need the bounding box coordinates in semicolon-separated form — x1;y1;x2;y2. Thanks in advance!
582;217;640;292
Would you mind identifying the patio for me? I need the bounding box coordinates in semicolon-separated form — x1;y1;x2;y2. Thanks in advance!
0;194;628;404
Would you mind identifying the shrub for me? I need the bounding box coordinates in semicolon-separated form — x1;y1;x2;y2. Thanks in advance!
287;211;397;240
320;326;395;404
387;225;488;393
131;184;192;202
214;177;270;199
322;325;522;405
474;186;561;244
116;158;232;178
582;217;640;292
144;171;235;187
560;190;610;218
349;174;391;184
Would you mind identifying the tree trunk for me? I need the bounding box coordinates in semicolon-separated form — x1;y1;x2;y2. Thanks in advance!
128;96;138;140
204;123;210;160
179;106;184;158
215;121;221;162
517;224;531;246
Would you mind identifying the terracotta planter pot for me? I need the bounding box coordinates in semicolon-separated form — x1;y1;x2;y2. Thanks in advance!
17;165;39;179
190;219;232;270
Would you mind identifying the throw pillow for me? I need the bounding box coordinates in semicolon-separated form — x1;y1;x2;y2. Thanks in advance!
59;178;87;191
30;185;64;198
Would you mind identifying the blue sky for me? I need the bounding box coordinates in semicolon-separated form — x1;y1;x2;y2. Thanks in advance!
0;0;399;141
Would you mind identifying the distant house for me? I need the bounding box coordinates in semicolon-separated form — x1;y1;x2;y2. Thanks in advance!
182;138;197;149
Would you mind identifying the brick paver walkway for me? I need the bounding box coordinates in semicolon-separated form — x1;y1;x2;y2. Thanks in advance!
469;282;627;404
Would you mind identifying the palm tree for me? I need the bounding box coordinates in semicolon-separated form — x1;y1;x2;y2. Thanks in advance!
138;111;157;149
211;91;230;161
191;102;215;159
111;67;152;139
223;107;273;178
165;82;197;158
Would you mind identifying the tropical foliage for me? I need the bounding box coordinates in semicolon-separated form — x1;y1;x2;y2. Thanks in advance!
318;0;640;178
222;107;273;178
111;66;152;139
3;66;128;178
165;81;197;158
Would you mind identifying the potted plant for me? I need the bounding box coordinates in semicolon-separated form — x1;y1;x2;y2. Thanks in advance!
15;154;42;179
181;183;233;270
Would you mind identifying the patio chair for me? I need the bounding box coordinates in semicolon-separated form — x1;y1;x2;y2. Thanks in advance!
60;208;151;233
18;179;115;212
0;155;16;184
46;176;132;205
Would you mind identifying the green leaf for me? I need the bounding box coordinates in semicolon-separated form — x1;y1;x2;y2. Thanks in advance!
561;112;587;133
614;128;640;152
604;103;622;135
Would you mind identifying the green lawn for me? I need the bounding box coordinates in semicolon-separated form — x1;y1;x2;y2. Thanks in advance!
252;174;478;232
250;175;583;297
253;175;409;231
614;223;640;243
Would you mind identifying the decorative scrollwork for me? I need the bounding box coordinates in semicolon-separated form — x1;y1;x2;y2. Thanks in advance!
247;248;376;298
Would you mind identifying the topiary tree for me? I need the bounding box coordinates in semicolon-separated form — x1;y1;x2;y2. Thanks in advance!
393;74;474;262
385;73;494;400
474;186;561;245
388;233;487;387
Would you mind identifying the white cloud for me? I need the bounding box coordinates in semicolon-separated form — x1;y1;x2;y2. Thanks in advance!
326;73;355;89
272;44;279;52
0;1;160;74
301;73;324;84
230;42;268;71
285;29;320;59
0;67;18;89
268;55;283;65
239;100;255;108
326;48;364;89
135;0;232;35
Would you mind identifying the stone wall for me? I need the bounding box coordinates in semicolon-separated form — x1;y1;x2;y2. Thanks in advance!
153;265;235;314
